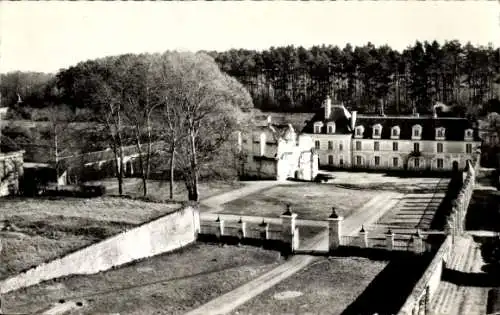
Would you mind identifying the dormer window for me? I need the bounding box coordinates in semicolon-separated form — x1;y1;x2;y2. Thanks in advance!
435;127;446;140
314;122;323;134
412;125;422;140
355;126;364;138
464;129;473;140
372;124;382;139
391;126;400;139
327;122;336;134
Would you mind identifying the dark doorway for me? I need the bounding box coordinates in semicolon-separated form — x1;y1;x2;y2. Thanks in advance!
452;161;459;172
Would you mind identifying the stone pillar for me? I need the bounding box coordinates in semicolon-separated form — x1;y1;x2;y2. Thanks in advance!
412;230;424;254
386;229;395;251
238;217;247;238
418;293;427;315
259;219;269;240
328;207;344;252
215;216;224;238
424;287;431;315
281;205;297;252
359;225;369;248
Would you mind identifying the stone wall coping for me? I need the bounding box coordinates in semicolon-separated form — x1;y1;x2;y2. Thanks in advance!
397;235;452;315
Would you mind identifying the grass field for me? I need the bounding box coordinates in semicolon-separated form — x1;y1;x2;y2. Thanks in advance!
220;183;378;220
94;178;246;202
0;196;180;279
230;257;388;315
3;243;283;315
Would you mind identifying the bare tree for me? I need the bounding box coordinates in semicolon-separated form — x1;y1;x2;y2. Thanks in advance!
158;52;253;201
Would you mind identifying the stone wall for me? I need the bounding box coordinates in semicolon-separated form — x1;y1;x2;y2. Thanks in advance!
0;151;24;197
444;155;479;235
0;206;199;294
397;235;453;315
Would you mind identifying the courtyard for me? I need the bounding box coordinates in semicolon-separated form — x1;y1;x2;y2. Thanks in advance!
220;183;379;220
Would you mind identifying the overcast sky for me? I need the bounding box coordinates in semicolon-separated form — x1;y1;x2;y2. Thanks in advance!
1;1;499;74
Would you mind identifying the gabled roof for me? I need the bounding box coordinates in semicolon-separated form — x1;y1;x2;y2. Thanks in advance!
302;106;352;135
354;116;480;141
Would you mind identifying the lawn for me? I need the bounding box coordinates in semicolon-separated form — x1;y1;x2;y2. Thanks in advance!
91;178;246;202
230;257;388;315
221;183;378;220
2;243;283;315
0;196;180;279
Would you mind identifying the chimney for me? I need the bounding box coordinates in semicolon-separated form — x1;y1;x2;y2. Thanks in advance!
324;96;332;119
350;111;357;130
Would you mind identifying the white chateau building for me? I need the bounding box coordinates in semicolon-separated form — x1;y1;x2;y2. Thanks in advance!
237;116;318;181
304;96;481;172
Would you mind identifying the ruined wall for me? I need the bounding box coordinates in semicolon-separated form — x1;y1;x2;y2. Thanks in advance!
0;206;199;294
0;151;24;196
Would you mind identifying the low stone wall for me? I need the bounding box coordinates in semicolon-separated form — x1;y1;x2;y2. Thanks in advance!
199;212;299;253
0;205;199;294
397;235;452;315
444;156;479;235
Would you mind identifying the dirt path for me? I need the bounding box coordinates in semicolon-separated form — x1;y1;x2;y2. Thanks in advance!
186;191;401;315
200;181;296;213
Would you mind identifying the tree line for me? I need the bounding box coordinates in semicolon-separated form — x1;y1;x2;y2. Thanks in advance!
1;52;253;201
207;40;500;115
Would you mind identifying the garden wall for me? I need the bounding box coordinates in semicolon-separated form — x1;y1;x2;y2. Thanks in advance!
444;156;479;235
397;235;452;315
0;205;199;294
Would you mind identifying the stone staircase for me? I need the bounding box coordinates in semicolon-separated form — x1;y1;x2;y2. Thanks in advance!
430;236;486;315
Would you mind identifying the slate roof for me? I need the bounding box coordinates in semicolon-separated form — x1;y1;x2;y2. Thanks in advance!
354;115;481;141
301;106;353;135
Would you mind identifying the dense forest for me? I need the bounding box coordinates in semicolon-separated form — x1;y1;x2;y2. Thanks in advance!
1;40;499;118
207;40;500;115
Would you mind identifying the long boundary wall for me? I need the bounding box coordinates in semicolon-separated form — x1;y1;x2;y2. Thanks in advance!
0;206;199;294
444;155;479;236
397;235;452;315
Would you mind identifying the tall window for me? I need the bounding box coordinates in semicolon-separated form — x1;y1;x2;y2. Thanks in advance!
374;156;380;166
393;157;398;167
315;140;320;150
328;141;333;150
314;125;321;133
356;141;362;150
374;141;380;151
413;127;421;137
414;142;420;152
356;156;362;166
392;128;399;137
328;155;333;165
339;143;343;151
374;128;380;137
437;143;443;153
437;158;444;169
339;157;344;166
466;143;472;154
436;128;445;138
393;142;398;151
